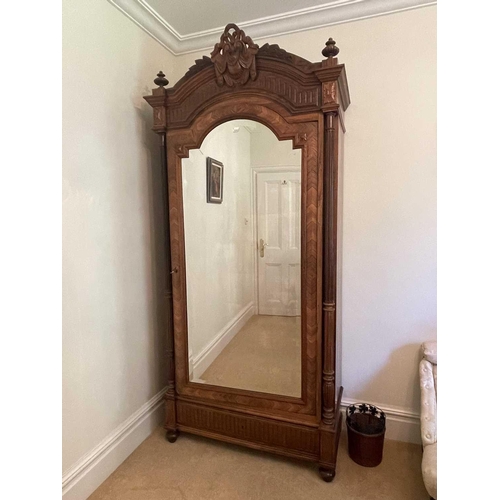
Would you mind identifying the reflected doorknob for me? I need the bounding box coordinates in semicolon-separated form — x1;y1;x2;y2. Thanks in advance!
259;239;268;258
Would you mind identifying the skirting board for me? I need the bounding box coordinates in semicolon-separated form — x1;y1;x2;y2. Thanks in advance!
62;388;167;500
190;302;255;380
61;390;420;500
341;397;421;444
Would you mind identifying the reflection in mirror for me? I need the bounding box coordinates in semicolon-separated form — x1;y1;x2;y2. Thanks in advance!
182;120;301;397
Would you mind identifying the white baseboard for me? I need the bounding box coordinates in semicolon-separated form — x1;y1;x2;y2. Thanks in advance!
341;397;421;444
62;388;166;500
61;389;419;500
191;302;255;380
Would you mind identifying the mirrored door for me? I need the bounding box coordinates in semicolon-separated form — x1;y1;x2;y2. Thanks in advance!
181;119;302;397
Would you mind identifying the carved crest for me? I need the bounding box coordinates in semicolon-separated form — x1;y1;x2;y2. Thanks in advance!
210;24;259;87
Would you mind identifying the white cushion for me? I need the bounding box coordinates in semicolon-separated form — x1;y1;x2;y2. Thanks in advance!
422;341;437;365
432;363;437;396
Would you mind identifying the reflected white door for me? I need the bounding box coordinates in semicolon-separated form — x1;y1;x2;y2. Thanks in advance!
256;171;301;316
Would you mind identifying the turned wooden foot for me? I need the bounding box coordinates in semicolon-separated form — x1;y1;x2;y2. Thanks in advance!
166;430;179;443
319;467;336;482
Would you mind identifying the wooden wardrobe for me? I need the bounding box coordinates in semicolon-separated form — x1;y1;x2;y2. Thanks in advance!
144;23;350;481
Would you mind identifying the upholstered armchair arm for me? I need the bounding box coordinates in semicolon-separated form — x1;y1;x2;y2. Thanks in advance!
419;358;437;446
422;341;437;364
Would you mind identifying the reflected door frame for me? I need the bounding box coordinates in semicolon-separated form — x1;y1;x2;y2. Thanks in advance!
251;166;301;316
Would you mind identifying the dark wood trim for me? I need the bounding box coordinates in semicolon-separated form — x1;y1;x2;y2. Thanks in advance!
321;110;337;427
159;132;178;440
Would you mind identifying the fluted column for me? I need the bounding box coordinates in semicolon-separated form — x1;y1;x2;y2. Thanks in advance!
321;111;338;426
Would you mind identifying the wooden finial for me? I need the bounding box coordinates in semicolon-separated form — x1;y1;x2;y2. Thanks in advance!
322;38;339;58
154;71;169;87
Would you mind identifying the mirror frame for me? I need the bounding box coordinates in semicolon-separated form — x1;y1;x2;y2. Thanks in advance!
169;98;321;421
145;23;350;478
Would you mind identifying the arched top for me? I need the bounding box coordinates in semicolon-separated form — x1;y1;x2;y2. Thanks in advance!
191;115;291;158
144;23;350;132
166;95;318;160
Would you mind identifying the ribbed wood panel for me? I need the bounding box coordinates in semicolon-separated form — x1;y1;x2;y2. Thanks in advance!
177;402;319;455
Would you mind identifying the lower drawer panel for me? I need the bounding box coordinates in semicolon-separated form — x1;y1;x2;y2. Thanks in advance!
176;401;319;458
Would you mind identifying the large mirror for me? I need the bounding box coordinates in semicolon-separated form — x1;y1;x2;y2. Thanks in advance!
182;119;302;397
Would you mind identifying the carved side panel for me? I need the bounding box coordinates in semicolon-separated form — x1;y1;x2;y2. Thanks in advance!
322;82;337;105
153;107;166;129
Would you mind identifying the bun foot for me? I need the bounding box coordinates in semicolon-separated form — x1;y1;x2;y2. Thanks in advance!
319;467;336;482
166;430;179;443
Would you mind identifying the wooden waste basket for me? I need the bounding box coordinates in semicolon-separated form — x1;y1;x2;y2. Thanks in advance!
346;403;386;467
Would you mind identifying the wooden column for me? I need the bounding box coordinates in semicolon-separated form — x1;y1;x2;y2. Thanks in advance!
322;110;338;426
317;109;340;482
314;39;346;482
144;72;178;442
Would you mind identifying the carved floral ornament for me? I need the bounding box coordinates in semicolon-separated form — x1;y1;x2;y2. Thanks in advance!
210;24;259;87
322;82;337;104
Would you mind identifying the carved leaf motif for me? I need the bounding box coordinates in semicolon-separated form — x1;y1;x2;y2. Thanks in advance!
322;82;336;104
258;43;312;67
210;24;259;87
183;56;213;80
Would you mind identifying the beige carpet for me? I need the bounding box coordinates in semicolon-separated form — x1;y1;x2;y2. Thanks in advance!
89;425;428;500
197;314;301;397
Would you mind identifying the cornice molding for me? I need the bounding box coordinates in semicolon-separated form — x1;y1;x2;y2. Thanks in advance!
108;0;436;55
108;0;180;54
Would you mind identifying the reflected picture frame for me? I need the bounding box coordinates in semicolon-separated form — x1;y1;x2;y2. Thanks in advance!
206;157;224;204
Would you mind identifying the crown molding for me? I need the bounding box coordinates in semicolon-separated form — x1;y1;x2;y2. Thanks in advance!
108;0;436;56
107;0;180;54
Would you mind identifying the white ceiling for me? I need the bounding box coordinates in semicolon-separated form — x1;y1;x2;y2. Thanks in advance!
108;0;435;55
146;0;344;36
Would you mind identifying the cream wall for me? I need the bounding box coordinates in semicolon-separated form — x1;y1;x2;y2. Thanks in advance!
62;0;175;483
63;4;436;495
175;6;437;417
183;122;254;362
249;125;300;168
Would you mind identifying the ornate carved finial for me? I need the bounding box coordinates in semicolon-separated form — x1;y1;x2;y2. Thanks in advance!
211;23;259;87
154;71;169;87
322;38;339;58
